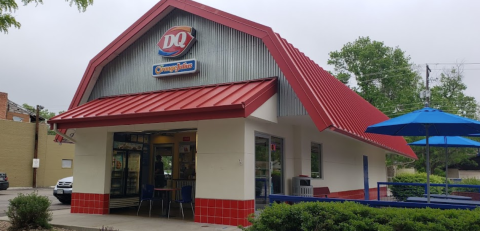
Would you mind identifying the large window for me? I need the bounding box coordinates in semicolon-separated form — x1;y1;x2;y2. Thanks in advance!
311;143;323;179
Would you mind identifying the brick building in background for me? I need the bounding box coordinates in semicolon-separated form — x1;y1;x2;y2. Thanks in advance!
0;92;43;123
0;91;74;187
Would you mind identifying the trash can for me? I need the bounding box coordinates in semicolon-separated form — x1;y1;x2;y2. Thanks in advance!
292;176;313;197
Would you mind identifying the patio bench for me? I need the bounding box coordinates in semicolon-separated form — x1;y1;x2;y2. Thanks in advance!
313;187;338;198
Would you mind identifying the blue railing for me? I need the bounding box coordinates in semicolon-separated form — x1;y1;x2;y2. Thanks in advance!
377;182;480;201
269;194;477;210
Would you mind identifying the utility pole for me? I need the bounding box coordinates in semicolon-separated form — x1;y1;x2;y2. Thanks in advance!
33;105;43;188
425;64;431;107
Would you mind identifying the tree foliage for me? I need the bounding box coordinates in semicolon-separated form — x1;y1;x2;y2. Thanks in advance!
328;37;479;174
22;103;65;135
22;103;56;120
0;0;93;34
328;36;423;116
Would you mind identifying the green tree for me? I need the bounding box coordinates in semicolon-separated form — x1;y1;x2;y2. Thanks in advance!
1;0;93;34
328;36;423;116
385;64;479;174
412;64;479;174
22;103;55;120
22;103;65;135
430;64;477;119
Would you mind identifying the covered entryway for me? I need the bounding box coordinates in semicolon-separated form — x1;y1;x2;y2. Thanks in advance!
49;78;277;226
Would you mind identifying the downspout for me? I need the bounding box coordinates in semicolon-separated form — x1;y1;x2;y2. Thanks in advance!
53;123;76;143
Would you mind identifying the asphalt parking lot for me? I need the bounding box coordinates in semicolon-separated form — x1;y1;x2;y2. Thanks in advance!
0;188;70;217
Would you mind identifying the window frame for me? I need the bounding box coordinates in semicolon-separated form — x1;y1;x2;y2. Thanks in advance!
310;142;323;179
62;159;73;169
12;116;23;122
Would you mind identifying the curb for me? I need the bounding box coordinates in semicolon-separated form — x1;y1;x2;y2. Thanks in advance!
53;224;102;231
7;187;55;190
7;187;33;190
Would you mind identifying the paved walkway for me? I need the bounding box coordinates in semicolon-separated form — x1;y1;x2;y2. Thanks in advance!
0;209;241;231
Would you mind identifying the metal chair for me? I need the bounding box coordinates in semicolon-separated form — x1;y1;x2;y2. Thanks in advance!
169;185;194;219
137;184;163;217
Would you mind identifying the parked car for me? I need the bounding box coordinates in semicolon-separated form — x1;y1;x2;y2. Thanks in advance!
0;172;9;190
53;176;73;204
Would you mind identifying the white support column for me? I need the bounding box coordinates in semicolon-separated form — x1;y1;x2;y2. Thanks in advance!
195;118;254;226
71;127;112;215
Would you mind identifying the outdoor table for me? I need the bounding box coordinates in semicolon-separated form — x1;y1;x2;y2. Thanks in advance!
422;194;472;200
154;187;180;218
406;197;480;206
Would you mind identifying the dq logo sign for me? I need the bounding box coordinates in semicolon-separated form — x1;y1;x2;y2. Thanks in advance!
157;26;196;58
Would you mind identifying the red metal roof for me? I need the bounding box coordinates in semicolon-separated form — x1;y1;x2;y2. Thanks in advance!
58;0;416;159
50;78;277;129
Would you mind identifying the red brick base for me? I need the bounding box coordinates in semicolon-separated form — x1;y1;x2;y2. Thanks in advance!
451;192;480;201
71;193;109;214
328;187;387;200
194;198;254;227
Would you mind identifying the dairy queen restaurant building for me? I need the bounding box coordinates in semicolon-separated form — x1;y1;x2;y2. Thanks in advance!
49;0;416;227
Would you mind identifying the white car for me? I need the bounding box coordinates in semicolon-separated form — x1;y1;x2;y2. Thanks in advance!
53;176;73;204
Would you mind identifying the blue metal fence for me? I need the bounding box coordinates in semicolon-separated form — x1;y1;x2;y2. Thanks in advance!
268;194;477;210
377;182;480;201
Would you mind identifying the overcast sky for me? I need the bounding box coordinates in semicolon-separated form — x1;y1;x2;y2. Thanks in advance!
0;0;479;114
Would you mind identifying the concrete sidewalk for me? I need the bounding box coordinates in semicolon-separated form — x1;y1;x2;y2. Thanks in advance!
0;209;241;231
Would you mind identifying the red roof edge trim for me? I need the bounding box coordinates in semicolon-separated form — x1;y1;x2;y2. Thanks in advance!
55;108;246;130
260;33;331;131
51;104;243;125
330;127;417;160
243;79;277;117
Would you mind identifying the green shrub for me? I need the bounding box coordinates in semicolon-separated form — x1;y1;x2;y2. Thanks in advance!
390;173;446;201
243;201;480;231
452;178;480;193
6;192;52;230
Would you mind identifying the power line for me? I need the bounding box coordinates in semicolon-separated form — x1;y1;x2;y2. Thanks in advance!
428;63;480;65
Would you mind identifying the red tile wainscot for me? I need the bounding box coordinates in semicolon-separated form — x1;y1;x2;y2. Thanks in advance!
71;193;109;215
195;198;254;227
327;187;388;200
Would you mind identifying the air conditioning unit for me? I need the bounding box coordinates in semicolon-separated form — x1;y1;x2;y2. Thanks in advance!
292;176;313;197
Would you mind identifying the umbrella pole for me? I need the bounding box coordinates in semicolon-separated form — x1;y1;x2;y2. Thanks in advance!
426;126;431;203
445;145;448;196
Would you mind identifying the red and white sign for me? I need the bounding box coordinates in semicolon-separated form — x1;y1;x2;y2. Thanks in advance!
157;26;196;58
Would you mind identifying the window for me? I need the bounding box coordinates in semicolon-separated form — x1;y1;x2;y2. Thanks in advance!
62;159;73;168
12;116;23;122
311;143;322;179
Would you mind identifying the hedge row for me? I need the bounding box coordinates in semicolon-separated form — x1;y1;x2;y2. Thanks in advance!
452;178;480;193
390;173;446;201
390;173;480;201
243;201;480;231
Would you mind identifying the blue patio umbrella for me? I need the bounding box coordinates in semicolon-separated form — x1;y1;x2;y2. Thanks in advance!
366;107;480;203
409;136;480;195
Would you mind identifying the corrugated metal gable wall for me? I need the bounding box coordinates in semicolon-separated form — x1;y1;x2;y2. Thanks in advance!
88;9;306;117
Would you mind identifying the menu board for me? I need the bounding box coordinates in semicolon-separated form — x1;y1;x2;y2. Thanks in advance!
113;141;143;150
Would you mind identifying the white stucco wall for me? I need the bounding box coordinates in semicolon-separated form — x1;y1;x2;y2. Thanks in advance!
447;169;460;179
459;170;480;179
195;118;247;200
73;127;112;194
301;127;387;192
245;116;388;195
250;94;278;123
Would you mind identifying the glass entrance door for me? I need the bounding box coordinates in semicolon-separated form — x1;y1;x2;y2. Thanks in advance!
255;136;269;210
255;134;283;211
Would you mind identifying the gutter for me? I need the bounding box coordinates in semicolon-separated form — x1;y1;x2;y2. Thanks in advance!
53;123;76;143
